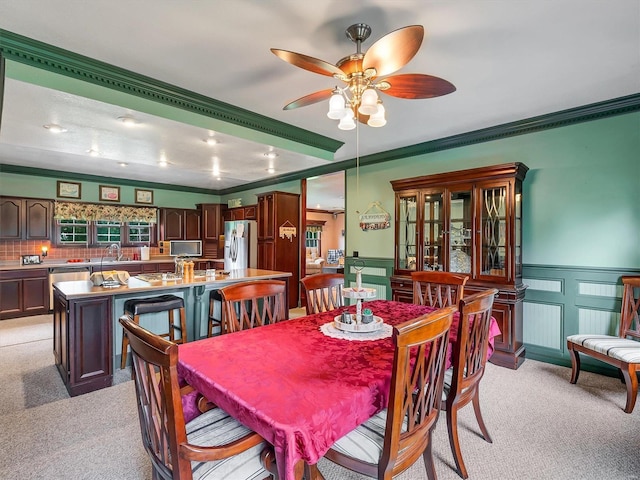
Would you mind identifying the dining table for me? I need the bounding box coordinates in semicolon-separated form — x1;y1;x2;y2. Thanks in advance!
177;299;501;480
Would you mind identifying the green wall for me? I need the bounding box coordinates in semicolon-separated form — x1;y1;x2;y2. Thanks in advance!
220;180;301;207
344;112;640;269
0;172;219;209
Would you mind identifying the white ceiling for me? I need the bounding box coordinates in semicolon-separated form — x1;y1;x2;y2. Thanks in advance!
0;1;638;211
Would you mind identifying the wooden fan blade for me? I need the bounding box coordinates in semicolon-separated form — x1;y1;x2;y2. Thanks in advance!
356;110;370;125
363;25;424;77
271;49;344;77
283;89;334;110
381;74;456;99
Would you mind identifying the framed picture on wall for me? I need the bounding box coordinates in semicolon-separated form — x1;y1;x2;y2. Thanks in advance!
57;181;82;199
135;188;154;205
99;185;120;202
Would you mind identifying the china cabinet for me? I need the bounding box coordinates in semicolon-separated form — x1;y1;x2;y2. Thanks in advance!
391;163;528;369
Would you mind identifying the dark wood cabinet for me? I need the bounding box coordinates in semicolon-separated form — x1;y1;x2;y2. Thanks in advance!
0;197;52;240
223;205;257;222
390;163;528;369
0;268;49;319
53;291;112;396
256;191;300;308
198;203;223;259
160;208;201;241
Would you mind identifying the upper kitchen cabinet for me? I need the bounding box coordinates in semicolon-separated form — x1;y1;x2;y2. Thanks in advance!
222;205;257;222
160;208;201;241
0;197;53;240
390;163;529;369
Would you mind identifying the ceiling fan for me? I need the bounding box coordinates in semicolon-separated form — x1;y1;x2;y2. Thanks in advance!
271;23;456;130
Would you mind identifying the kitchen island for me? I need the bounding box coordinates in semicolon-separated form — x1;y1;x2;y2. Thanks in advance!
52;268;291;396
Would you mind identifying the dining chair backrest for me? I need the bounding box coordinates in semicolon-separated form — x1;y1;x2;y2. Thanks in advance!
325;306;457;479
219;280;287;333
442;288;498;479
121;316;276;480
620;276;640;340
411;271;469;308
380;304;457;478
119;316;193;479
300;273;344;315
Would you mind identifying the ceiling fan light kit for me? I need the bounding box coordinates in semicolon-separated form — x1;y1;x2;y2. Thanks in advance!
272;23;455;129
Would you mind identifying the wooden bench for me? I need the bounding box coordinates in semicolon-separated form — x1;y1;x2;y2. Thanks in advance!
567;276;640;413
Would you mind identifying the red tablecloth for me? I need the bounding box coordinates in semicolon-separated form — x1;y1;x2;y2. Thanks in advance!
177;300;500;480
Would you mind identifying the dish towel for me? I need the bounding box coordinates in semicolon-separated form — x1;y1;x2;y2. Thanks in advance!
90;270;130;286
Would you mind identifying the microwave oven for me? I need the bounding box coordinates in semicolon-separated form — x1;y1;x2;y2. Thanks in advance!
168;240;202;257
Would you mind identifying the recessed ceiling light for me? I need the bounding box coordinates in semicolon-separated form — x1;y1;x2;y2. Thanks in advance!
204;137;218;146
117;115;138;126
119;162;128;167
43;124;67;133
264;152;278;159
86;149;100;157
267;167;275;174
158;160;168;167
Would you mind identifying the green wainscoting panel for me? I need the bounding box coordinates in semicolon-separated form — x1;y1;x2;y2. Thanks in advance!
522;264;640;376
343;257;395;303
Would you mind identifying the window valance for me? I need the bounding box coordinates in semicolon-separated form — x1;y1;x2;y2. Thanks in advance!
55;201;158;223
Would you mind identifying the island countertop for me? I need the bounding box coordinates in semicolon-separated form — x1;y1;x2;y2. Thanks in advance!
53;268;292;300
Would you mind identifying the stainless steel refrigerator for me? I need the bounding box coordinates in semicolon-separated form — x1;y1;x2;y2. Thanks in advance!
224;220;258;271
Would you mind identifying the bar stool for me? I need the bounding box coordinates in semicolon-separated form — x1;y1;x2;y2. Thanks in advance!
207;290;224;337
121;294;187;369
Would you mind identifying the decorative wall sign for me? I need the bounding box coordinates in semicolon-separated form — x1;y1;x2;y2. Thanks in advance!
57;181;81;199
135;188;154;205
359;201;391;231
279;220;297;241
99;185;120;202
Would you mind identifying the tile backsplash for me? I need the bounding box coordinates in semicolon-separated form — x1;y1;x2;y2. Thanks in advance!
0;240;160;262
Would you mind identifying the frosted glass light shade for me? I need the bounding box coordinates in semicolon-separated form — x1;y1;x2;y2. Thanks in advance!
358;88;379;115
367;102;387;127
338;109;356;130
327;92;346;119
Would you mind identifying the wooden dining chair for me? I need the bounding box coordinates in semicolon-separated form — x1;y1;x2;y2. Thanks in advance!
323;305;457;480
300;273;344;315
411;271;469;308
567;276;640;413
441;288;498;479
219;280;287;333
118;316;276;480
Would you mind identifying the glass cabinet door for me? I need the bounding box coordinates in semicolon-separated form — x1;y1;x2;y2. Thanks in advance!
479;183;508;278
422;192;443;271
448;189;473;274
397;194;418;270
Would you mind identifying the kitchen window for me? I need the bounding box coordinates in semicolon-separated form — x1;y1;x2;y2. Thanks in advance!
95;220;122;244
55;220;156;246
58;219;89;244
126;222;153;244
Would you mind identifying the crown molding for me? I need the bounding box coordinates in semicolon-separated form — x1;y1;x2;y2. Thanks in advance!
0;29;343;155
0;164;217;195
219;93;640;194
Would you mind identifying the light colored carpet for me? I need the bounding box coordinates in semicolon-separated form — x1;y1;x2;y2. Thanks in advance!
1;315;638;479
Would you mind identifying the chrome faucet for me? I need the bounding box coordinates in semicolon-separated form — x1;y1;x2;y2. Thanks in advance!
107;243;123;261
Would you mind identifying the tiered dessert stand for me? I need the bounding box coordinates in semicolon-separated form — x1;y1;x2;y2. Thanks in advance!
333;265;383;333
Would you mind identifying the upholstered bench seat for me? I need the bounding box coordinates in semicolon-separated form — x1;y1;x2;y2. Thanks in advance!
567;334;640;363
